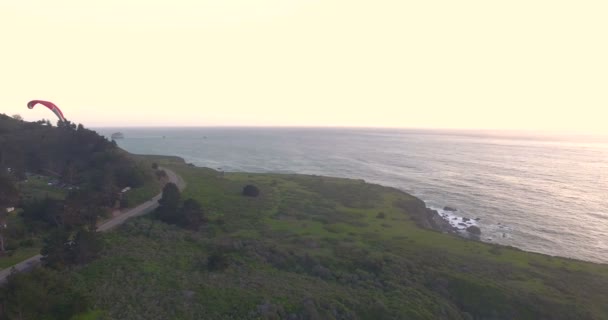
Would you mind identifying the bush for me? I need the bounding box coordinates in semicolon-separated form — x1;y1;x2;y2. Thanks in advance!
242;185;260;197
0;268;91;319
119;196;129;209
467;226;481;235
156;183;180;224
155;169;168;180
207;252;230;271
19;239;34;247
178;198;208;231
41;229;103;269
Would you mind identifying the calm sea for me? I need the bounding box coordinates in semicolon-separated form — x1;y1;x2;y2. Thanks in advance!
96;127;608;264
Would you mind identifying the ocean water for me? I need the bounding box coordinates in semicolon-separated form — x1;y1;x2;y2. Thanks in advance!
96;127;608;264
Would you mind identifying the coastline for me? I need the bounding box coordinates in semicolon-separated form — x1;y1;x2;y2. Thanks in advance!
139;154;608;266
428;206;482;238
56;152;608;318
103;127;608;264
152;155;479;239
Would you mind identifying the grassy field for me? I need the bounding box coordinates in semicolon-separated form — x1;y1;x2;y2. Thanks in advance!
0;246;40;269
72;155;608;319
17;176;68;201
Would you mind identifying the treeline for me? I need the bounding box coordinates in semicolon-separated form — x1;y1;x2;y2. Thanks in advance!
0;114;155;222
0;114;153;252
0;115;157;319
0;114;146;191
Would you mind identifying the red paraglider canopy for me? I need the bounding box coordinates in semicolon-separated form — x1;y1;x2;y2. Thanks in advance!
26;100;66;122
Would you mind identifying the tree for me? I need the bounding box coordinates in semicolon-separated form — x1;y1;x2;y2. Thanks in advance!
62;192;104;231
21;192;102;232
40;229;73;269
242;185;260;197
0;174;18;251
11;114;23;121
114;165;145;188
207;252;229;271
155;190;207;230
178;199;207;230
0;174;18;209
155;169;168;180
71;229;103;265
119;195;129;209
157;183;180;224
40;228;102;269
159;183;180;209
21;198;64;229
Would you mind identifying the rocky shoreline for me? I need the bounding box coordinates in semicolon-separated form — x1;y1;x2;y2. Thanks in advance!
392;191;482;239
424;208;458;233
424;206;482;240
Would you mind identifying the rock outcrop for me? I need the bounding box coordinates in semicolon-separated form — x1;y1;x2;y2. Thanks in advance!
467;226;481;235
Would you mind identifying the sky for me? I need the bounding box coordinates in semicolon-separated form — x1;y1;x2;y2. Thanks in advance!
1;1;607;132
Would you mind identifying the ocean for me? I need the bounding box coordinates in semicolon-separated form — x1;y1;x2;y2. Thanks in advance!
96;127;608;264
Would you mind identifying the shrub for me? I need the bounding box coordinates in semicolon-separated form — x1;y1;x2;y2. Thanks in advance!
156;183;180;224
155;169;167;180
178;198;208;231
207;252;230;271
242;185;260;197
467;226;481;235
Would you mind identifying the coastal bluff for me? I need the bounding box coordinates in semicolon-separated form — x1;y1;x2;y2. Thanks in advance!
75;153;608;319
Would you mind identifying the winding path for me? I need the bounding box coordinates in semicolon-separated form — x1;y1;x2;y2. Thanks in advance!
0;168;185;283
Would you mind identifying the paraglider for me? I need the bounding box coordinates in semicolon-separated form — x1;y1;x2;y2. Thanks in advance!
26;100;66;122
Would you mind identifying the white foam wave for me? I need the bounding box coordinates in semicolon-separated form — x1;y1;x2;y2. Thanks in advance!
429;206;479;231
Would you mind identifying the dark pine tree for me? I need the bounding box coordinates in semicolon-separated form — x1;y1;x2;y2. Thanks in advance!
157;183;180;224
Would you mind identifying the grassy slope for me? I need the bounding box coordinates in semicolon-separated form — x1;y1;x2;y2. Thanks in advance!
74;156;608;320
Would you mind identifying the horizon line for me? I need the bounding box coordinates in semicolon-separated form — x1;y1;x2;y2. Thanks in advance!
89;125;608;137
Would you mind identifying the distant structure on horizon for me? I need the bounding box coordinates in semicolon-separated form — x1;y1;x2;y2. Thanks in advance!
111;132;124;140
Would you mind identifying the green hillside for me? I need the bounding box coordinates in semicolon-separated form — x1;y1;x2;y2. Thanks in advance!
66;156;608;319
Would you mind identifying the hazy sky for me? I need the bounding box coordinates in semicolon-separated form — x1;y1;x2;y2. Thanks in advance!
1;1;606;131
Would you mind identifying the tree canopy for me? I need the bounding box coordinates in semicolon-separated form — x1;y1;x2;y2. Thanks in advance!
156;183;207;230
